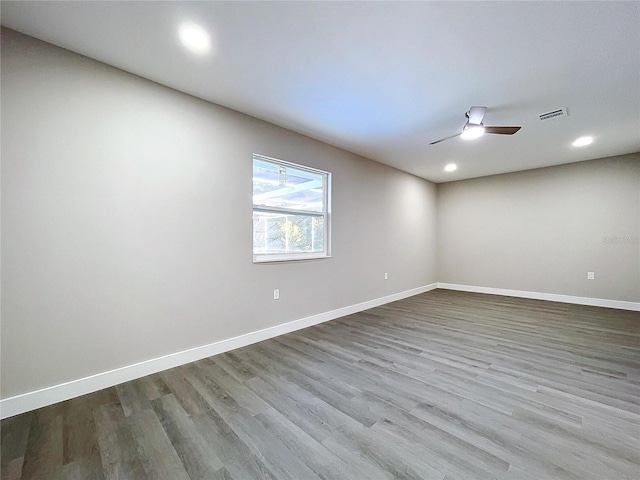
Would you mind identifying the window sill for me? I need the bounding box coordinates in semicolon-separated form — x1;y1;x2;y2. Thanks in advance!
253;252;331;264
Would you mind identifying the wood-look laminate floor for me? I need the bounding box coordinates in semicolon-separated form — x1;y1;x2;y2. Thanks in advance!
2;289;640;480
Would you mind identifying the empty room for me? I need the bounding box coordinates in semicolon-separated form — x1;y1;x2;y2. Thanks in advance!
1;2;639;479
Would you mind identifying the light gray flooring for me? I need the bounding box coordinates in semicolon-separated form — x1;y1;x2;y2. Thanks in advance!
2;289;640;479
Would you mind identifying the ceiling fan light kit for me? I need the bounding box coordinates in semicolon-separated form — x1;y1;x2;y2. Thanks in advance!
461;125;485;140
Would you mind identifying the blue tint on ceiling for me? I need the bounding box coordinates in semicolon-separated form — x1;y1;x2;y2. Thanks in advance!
291;71;429;139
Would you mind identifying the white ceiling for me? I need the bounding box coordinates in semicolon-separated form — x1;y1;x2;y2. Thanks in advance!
2;1;639;183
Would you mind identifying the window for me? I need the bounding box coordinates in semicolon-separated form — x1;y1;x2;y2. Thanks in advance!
253;154;331;263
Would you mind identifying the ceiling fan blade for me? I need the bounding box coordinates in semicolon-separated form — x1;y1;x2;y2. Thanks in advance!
467;106;487;125
429;132;462;145
484;126;521;135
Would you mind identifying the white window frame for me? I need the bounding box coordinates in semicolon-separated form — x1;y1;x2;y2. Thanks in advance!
253;154;331;263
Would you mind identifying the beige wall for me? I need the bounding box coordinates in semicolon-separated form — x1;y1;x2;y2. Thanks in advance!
0;29;437;399
437;154;640;302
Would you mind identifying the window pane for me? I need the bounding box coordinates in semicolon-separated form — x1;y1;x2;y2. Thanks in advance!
253;211;324;254
252;154;330;262
253;158;325;212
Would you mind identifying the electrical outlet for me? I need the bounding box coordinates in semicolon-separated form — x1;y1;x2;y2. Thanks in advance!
384;272;388;280
587;272;595;280
274;289;280;300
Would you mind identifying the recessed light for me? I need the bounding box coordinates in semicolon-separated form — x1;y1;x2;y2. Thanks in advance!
444;163;458;172
178;23;211;54
460;125;485;140
572;136;593;147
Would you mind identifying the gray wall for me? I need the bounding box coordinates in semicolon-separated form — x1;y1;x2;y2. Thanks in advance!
1;29;437;399
437;154;640;302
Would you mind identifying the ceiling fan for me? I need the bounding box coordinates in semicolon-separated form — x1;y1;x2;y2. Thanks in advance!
429;106;521;145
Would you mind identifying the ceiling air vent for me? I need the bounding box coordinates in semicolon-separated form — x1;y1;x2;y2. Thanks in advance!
539;107;568;121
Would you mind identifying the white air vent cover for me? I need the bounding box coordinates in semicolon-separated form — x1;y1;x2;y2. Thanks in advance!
539;107;568;121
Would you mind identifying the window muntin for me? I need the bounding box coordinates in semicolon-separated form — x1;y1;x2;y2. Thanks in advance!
253;155;330;262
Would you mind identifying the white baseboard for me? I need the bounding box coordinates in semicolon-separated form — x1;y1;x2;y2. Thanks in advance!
437;283;640;311
0;283;438;420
